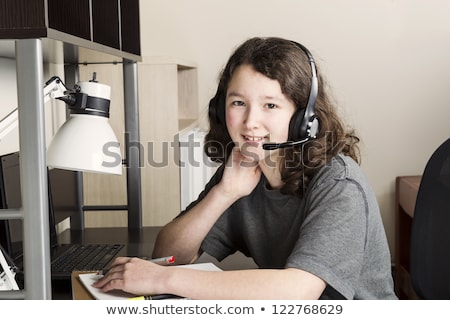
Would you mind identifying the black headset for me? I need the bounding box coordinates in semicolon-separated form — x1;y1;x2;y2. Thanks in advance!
262;41;320;150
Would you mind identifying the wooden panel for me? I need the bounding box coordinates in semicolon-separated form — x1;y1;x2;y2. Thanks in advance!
138;63;181;226
0;0;46;38
48;0;90;40
0;0;140;59
177;66;199;127
398;175;421;218
84;211;128;228
120;0;141;55
92;0;120;49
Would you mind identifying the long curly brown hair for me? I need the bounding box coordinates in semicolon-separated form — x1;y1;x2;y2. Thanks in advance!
204;37;360;197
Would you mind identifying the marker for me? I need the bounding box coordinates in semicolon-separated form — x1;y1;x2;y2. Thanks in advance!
100;255;175;275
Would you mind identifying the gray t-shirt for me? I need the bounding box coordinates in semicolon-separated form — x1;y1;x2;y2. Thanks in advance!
180;154;397;299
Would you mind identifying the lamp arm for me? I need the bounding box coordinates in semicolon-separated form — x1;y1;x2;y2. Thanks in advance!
43;76;77;105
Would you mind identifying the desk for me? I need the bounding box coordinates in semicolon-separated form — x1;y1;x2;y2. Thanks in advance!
54;226;257;299
394;176;421;299
1;1;141;299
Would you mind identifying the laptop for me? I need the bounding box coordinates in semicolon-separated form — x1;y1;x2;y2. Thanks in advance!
0;152;125;284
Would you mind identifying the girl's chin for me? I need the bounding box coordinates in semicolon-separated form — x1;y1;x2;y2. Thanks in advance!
239;144;266;161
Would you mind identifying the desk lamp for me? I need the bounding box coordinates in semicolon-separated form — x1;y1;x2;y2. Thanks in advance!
44;73;122;175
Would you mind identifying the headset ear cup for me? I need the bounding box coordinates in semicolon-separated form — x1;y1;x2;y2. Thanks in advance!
288;107;307;141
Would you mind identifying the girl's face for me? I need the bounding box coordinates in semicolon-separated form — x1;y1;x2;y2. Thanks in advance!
225;64;296;163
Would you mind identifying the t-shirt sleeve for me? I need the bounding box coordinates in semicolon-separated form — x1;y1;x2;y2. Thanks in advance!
200;210;239;261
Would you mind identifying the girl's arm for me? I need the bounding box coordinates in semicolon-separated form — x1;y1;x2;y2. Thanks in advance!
153;148;261;264
93;257;326;299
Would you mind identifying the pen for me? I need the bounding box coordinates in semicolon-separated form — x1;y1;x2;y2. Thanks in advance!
100;255;175;275
129;293;183;300
149;255;176;265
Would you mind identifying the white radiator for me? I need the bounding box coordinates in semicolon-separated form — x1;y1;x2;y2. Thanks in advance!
179;127;218;211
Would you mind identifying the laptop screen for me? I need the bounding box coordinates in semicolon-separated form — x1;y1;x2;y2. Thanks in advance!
0;151;81;258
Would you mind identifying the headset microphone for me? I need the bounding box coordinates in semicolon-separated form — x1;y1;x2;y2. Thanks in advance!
262;137;310;150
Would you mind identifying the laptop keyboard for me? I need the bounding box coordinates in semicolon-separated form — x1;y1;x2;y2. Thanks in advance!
51;243;124;278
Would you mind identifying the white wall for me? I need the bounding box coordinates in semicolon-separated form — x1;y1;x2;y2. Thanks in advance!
139;0;450;257
0;57;18;120
0;57;19;155
0;44;67;155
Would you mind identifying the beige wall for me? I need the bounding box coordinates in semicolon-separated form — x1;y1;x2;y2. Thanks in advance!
139;0;450;258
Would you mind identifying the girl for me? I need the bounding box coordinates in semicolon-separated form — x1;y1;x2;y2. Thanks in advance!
94;37;397;299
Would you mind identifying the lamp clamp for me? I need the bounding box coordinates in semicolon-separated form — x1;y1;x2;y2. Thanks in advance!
43;75;110;117
43;76;78;106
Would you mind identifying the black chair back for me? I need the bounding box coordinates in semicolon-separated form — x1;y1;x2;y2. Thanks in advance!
410;138;450;299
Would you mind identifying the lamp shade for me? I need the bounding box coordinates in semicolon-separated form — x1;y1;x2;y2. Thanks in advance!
47;80;122;175
47;114;122;174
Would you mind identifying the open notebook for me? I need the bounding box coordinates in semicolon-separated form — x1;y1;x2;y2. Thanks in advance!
77;262;222;300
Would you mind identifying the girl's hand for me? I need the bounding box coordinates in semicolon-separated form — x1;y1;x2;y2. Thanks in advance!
217;147;261;201
93;257;166;296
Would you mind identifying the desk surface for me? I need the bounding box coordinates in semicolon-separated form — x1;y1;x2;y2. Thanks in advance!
58;226;257;269
54;226;257;299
